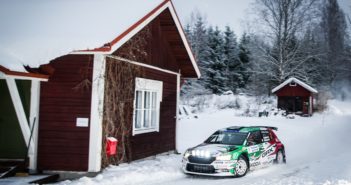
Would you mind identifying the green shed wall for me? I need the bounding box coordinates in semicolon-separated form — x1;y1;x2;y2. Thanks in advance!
0;79;31;159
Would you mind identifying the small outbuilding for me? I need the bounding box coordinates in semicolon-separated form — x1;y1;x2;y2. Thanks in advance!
272;77;318;116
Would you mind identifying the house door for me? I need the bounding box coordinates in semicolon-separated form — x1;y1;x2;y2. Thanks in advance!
279;96;303;113
302;97;309;114
294;97;302;112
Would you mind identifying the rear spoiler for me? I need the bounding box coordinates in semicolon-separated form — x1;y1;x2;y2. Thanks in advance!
226;126;278;131
256;126;278;131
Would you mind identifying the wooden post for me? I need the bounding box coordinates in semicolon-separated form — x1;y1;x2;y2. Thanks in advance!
175;71;181;153
88;54;106;172
29;80;40;171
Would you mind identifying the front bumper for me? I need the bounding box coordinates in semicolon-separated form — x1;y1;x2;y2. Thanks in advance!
182;159;238;176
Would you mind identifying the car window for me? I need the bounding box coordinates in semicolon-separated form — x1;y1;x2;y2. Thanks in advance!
261;130;272;142
205;131;248;145
247;131;263;145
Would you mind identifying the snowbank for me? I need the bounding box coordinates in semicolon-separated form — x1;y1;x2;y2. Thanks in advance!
180;92;276;117
327;99;351;116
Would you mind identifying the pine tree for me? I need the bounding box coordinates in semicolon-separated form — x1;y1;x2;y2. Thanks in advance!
180;23;195;95
205;26;226;94
295;26;329;87
320;0;349;84
223;26;241;92
238;33;252;89
181;13;212;96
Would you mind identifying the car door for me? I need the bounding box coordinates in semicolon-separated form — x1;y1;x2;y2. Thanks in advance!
246;130;264;169
260;129;277;165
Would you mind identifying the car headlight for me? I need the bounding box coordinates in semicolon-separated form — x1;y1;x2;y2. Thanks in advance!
216;154;232;161
183;150;191;159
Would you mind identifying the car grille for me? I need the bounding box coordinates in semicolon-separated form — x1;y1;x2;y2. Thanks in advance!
188;156;216;164
186;163;215;174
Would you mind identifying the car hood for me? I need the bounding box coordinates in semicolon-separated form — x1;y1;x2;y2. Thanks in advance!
190;143;238;156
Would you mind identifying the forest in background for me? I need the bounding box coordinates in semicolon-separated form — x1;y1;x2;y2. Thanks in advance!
181;0;351;101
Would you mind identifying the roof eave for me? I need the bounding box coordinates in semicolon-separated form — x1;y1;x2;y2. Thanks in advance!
0;65;49;81
271;77;318;94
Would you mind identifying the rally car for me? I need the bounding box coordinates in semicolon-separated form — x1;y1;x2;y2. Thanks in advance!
182;126;286;177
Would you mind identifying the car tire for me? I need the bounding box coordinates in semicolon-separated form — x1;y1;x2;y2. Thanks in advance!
274;149;286;164
235;155;249;177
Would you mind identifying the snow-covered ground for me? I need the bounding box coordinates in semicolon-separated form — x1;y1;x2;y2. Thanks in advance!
58;99;351;185
180;92;276;116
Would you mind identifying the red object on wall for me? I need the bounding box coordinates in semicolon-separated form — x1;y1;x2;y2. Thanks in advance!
106;137;118;156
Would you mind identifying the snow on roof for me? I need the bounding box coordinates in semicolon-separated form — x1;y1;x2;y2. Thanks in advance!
271;77;318;94
0;65;48;80
0;0;165;72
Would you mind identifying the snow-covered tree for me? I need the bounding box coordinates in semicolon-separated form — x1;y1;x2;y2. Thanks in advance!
223;26;241;92
238;33;252;89
181;13;211;96
205;26;226;94
252;0;320;86
320;0;349;84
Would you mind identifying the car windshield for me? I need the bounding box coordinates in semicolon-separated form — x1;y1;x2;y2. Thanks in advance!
204;130;248;145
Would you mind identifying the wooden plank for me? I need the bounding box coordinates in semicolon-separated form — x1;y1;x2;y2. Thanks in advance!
38;56;92;171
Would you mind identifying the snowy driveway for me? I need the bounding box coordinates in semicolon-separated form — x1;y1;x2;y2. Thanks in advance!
59;100;351;185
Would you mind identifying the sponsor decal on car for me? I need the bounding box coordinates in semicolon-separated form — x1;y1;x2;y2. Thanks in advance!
250;161;261;167
247;145;260;153
262;144;276;158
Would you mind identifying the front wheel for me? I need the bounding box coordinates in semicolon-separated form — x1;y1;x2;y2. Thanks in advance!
274;149;286;164
235;155;249;177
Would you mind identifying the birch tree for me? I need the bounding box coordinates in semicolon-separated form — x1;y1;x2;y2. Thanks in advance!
252;0;319;85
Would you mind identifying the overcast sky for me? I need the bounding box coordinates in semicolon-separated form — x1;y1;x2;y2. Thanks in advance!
173;0;351;37
173;0;254;36
0;0;350;71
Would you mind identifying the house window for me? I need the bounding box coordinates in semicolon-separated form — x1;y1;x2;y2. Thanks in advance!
133;78;163;135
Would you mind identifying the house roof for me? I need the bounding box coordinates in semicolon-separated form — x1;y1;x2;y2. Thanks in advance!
271;77;318;94
0;0;200;78
0;65;48;80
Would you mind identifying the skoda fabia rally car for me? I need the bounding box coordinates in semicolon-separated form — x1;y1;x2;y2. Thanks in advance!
182;126;286;177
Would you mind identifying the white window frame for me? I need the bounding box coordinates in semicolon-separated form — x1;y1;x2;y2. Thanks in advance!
133;77;163;136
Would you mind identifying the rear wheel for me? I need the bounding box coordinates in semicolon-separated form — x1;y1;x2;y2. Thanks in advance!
274;149;286;164
235;155;249;177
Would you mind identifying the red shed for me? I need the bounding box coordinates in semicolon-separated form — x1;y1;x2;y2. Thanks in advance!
272;77;318;116
1;0;200;173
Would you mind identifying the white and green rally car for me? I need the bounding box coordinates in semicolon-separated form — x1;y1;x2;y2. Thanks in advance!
182;126;286;177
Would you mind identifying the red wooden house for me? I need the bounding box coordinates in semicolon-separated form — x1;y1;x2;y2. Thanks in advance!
0;0;200;173
272;77;318;116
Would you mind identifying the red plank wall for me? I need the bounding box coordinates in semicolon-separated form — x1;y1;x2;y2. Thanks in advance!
37;55;93;171
131;68;177;160
275;84;312;97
